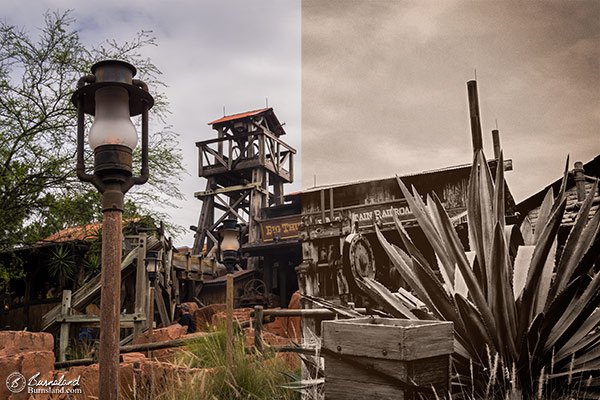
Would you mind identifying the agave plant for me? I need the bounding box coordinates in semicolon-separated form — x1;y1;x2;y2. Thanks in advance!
48;244;76;288
369;150;600;398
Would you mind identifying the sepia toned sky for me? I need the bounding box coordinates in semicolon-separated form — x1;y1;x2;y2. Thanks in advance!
302;0;600;203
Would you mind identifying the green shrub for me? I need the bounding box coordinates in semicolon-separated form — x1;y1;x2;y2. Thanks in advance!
157;329;299;400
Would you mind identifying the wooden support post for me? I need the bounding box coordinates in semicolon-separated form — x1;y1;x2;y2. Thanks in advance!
329;188;334;220
59;290;72;363
467;80;483;154
154;286;170;327
148;286;155;335
273;178;283;206
217;126;224;157
226;274;234;367
248;169;266;269
172;261;180;312
133;233;147;338
574;161;586;201
254;305;263;353
279;260;288;307
320;189;326;222
193;178;216;255
492;129;501;159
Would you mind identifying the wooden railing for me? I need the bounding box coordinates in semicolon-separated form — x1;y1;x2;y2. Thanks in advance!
196;131;295;181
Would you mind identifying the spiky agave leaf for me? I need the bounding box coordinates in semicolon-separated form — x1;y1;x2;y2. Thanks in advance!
550;181;600;302
489;222;518;360
398;180;456;291
397;176;499;349
557;308;600;361
375;224;434;309
516;197;566;340
545;272;600;355
493;152;506;233
513;246;535;299
371;151;600;397
467;150;496;299
455;294;495;363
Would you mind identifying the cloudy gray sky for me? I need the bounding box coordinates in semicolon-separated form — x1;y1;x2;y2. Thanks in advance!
3;0;301;246
303;1;599;204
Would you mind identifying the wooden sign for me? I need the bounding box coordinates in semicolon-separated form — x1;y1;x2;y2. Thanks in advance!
260;216;301;242
349;201;414;229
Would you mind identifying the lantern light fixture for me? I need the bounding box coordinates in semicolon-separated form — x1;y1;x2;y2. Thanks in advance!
88;86;138;150
72;59;154;211
218;218;241;273
145;250;161;286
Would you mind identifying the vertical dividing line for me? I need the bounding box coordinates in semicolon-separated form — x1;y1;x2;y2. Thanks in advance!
226;273;234;367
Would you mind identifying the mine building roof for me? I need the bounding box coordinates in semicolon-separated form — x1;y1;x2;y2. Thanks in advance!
515;154;600;228
303;158;512;194
208;107;286;137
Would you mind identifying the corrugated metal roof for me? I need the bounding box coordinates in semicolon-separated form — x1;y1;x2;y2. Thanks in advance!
208;108;271;125
302;159;514;194
302;161;477;193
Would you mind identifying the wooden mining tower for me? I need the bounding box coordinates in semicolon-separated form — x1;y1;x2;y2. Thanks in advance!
192;108;295;270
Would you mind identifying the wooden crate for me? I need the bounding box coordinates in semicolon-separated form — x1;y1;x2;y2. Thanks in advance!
322;317;453;400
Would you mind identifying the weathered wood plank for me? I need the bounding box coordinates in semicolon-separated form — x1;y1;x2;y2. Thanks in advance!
322;318;453;361
42;236;160;331
325;378;405;400
325;355;407;386
133;233;147;339
407;355;450;395
154;287;170;327
322;318;452;400
58;290;72;363
60;314;145;324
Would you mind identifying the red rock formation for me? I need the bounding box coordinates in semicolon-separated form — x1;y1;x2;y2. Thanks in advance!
193;304;226;331
0;331;55;400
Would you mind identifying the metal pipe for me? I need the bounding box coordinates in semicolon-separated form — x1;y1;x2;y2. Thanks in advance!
226;274;234;367
55;323;260;370
250;307;369;317
76;98;101;188
467;80;483;154
132;78;150;187
98;209;122;400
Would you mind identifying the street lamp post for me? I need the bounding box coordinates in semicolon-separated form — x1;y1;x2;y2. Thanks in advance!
72;60;153;400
